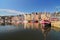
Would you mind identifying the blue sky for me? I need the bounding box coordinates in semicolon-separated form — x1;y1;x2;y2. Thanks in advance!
0;0;60;15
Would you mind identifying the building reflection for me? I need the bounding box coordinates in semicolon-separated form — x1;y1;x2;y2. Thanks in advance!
0;22;60;32
24;22;34;29
52;27;60;32
0;22;51;30
0;22;60;40
0;22;12;26
41;26;51;40
23;22;41;29
33;23;39;29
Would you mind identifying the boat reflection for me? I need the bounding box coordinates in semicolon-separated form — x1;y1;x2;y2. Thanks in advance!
41;26;51;40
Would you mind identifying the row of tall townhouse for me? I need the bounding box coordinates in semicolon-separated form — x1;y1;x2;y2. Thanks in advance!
32;12;41;21
23;12;42;22
41;12;51;20
22;12;51;22
23;12;39;21
0;16;14;24
10;15;24;24
0;15;24;24
51;12;60;21
0;12;51;24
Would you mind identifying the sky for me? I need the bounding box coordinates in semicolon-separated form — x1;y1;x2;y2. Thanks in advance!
0;0;60;16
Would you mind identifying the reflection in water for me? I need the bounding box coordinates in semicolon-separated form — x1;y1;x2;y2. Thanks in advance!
0;22;60;32
23;22;40;29
22;22;51;40
0;23;60;40
0;23;12;26
0;22;58;31
33;23;39;29
24;22;34;29
0;23;24;32
0;22;47;32
41;26;51;40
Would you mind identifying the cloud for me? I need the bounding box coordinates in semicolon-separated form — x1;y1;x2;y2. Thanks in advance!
56;6;60;8
0;9;26;15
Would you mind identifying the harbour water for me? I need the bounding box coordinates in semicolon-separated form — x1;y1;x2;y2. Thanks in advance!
0;23;60;40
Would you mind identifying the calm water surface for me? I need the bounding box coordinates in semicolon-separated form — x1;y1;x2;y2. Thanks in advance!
0;23;60;40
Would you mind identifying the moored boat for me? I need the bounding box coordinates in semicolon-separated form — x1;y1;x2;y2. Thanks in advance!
40;20;51;28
